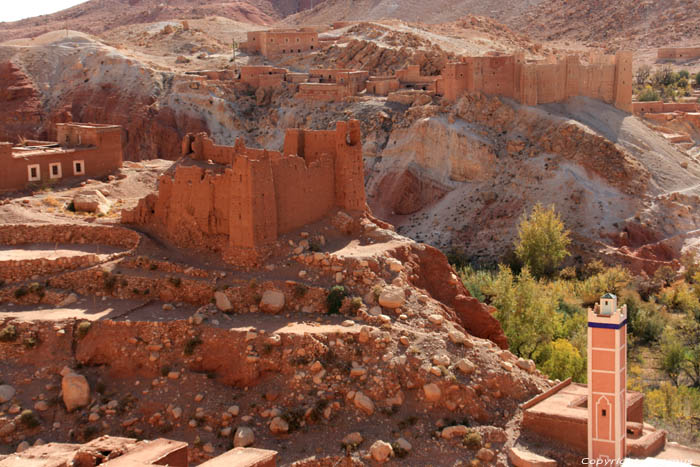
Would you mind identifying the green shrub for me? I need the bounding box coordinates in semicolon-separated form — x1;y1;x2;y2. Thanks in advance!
0;325;18;342
350;296;363;311
679;70;690;80
184;335;202;355
638;86;661;102
326;286;348;314
76;321;92;339
20;409;39;428
514;204;571;278
462;431;482;450
14;287;28;299
168;276;182;288
659;282;700;315
539;338;586;382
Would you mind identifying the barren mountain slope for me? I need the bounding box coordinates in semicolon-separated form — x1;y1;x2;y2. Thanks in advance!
511;0;700;49
284;0;543;25
0;0;316;42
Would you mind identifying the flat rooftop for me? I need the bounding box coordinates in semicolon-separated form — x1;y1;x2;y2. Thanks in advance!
524;382;644;420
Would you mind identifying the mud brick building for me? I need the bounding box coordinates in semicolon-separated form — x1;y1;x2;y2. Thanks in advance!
0;123;123;193
122;120;365;262
240;28;319;57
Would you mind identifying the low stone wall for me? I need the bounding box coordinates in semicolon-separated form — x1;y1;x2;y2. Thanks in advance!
1;254;102;284
0;224;140;249
632;101;699;114
0;224;140;284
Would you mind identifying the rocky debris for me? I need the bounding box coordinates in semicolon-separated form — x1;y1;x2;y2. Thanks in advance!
0;421;16;437
422;383;441;402
353;391;375;415
214;291;233;312
234;426;255;448
72;190;111;215
369;440;393;463
259;289;285;313
0;385;16;403
61;370;90;412
378;286;405;308
175;55;190;64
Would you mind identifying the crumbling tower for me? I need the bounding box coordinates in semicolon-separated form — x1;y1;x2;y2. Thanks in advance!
588;293;627;462
613;51;633;113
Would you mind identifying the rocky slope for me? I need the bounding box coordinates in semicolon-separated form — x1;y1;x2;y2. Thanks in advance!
285;0;543;25
511;0;700;49
0;0;319;43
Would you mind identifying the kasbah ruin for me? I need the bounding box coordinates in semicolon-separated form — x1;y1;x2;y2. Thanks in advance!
2;0;700;466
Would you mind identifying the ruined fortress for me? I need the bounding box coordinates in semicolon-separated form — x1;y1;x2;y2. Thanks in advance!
122;120;365;261
0;123;123;193
440;52;633;111
657;46;700;61
229;37;634;110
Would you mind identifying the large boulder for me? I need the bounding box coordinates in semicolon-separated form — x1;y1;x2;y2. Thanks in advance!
214;291;233;312
61;371;90;412
370;440;393;463
378;286;405;309
259;289;285;313
72;190;111;215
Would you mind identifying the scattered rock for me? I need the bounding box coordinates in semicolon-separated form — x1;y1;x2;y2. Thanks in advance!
456;358;476;375
0;385;16;403
428;314;444;325
378;286;405;308
516;358;536;373
260;289;285;313
214;291;233;312
269;416;289;434
423;383;441;402
442;425;469;439
508;446;557;467
234;426;255;447
396;437;412;452
61;371;90;412
16;441;30;453
370;440;393;463
353;391;375;415
57;293;78;307
477;447;495;462
0;421;16;437
342;432;363;446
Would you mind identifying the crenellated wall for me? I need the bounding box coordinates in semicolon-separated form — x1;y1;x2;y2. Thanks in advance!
123;121;366;261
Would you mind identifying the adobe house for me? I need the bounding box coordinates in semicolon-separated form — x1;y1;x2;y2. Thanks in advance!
240;28;319;58
0;123;123;193
298;69;370;101
520;295;700;464
440;51;633;112
122;120;365;264
657;47;700;61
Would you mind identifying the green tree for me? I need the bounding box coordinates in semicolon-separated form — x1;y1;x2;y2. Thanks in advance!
491;266;560;360
695;71;700;87
661;330;685;386
638;85;660;102
540;339;586;382
514;204;571;278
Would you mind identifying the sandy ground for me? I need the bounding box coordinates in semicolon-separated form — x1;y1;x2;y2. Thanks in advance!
0;244;125;261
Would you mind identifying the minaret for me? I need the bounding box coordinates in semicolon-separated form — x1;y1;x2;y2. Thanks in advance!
588;293;627;461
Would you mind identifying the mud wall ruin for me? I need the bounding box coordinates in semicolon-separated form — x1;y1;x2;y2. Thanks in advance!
657;47;700;61
441;52;633;112
632;101;699;114
240;29;319;57
0;123;123;193
122;121;365;258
